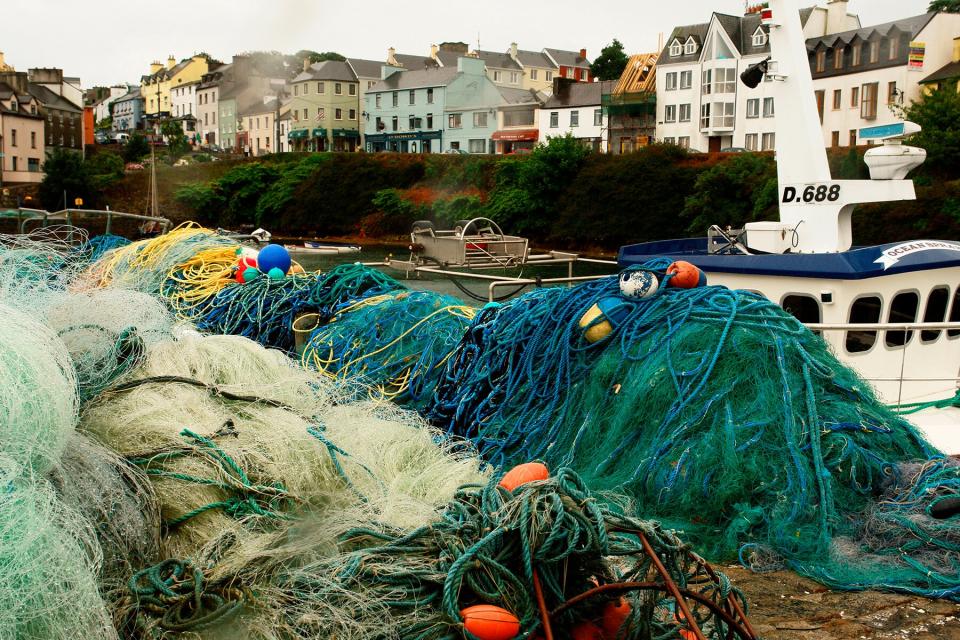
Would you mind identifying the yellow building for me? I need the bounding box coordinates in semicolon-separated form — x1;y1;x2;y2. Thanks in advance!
140;54;211;122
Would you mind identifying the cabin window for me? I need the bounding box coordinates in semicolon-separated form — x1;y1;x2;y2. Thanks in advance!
948;287;960;338
846;295;881;353
921;287;950;343
782;295;821;334
886;291;919;348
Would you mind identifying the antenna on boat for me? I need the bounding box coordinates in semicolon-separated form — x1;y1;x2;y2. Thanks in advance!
736;0;925;254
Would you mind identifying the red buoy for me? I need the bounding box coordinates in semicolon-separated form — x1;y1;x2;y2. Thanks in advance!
666;261;705;289
461;604;521;640
601;598;631;637
498;462;549;492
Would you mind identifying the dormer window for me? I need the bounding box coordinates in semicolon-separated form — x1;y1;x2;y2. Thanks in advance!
669;39;682;57
684;37;698;55
10;99;17;111
752;27;768;47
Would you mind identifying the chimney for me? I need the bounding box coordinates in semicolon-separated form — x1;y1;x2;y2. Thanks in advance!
552;76;575;97
439;42;469;55
954;36;960;63
0;51;10;72
0;70;28;95
510;42;518;59
826;0;849;35
579;48;587;60
457;56;485;75
387;47;400;66
167;55;176;69
303;57;311;72
232;54;251;79
430;44;439;60
150;61;163;74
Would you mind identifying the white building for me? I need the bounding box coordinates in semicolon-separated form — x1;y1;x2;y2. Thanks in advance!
538;80;608;151
656;0;860;151
170;79;198;140
809;11;960;148
93;85;128;123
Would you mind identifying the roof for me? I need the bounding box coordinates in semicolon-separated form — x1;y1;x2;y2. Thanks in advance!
243;96;279;115
541;81;603;108
920;60;960;84
393;53;436;70
27;83;81;112
659;22;709;64
612;53;659;95
0;83;42;118
114;88;142;103
497;86;541;105
347;57;384;79
544;48;591;68
293;60;356;83
473;50;522;70
806;12;936;51
369;66;460;92
514;49;555;68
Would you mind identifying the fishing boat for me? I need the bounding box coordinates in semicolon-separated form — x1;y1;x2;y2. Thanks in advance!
618;0;960;453
285;241;361;255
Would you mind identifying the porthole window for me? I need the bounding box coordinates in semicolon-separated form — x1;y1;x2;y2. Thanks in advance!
782;294;821;335
886;291;919;348
846;295;881;353
949;286;960;339
921;287;949;343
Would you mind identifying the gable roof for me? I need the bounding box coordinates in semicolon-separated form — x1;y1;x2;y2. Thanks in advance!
292;60;356;83
0;83;42;118
806;12;936;51
347;57;384;79
920;59;960;85
541;81;603;108
370;66;461;92
393;53;436;70
497;86;541;105
114;88;142;104
473;50;522;70
659;23;709;64
513;49;555;68
544;48;591;68
27;83;81;112
613;53;658;95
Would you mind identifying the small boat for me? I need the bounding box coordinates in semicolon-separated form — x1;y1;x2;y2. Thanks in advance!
285;241;361;255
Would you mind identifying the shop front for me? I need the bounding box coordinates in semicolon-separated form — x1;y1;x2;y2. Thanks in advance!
491;129;538;154
364;130;442;154
288;127;309;151
332;128;360;152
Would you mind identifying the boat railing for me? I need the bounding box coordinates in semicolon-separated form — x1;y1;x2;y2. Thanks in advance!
13;208;171;236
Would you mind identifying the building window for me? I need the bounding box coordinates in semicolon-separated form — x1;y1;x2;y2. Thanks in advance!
665;72;677;90
816;49;826;72
752;27;768;47
335;108;342;120
493;70;502;82
570;110;579;127
376;94;382;108
716;68;735;93
921;287;950;343
293;85;299;97
469;139;485;153
852;43;862;66
545;70;553;81
678;103;691;122
663;136;675;144
30;131;36;148
745;133;758;151
833;46;844;70
450;141;460;151
392;92;398;107
831;131;840;147
679;70;692;89
11;157;16;171
832;89;842;110
448;113;462;128
849;129;857;146
349;84;356;96
763;97;775;118
861;82;878;119
303;108;308;120
888;36;900;60
335;83;342;95
473;111;488;127
531;69;539;80
315;82;323;94
10;130;15;147
28;158;39;172
409;116;416;129
427;88;434;104
426;113;433;128
510;72;519;84
409;90;415;105
850;86;859;107
684;37;697;55
887;81;898;104
349;109;357;120
594;108;603;125
678;136;690;149
761;132;775;150
869;40;880;63
669;39;682;57
392;116;398;131
368;81;375;89
746;98;760;118
664;105;677;123
701;69;712;95
550;111;558;128
375;116;383;130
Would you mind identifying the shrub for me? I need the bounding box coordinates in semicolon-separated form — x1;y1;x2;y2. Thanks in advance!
255;154;330;225
174;183;225;224
122;133;150;163
681;152;778;233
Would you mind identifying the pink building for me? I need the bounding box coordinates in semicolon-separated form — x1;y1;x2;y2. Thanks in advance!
0;74;45;185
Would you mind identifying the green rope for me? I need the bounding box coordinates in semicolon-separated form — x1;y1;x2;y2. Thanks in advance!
891;388;960;415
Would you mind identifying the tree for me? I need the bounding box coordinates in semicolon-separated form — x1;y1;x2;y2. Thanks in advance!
928;0;960;12
122;132;150;163
681;152;779;233
898;84;960;172
85;149;125;189
95;117;112;131
160;119;190;157
39;148;94;210
590;39;629;81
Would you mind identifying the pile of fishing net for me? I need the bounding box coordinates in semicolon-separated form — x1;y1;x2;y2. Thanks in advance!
426;263;960;601
302;289;475;409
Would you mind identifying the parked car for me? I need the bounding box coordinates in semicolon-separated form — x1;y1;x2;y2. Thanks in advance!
444;148;468;154
201;144;223;153
113;132;130;144
720;147;750;153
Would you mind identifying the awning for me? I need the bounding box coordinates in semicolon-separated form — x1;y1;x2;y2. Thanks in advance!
312;128;327;138
492;129;539;142
332;128;360;138
288;128;308;139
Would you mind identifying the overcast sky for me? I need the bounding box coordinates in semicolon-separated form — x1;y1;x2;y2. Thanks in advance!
0;0;933;86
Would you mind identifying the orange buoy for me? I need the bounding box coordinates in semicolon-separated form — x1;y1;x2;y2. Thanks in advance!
460;604;521;640
666;261;706;289
570;621;605;640
601;598;631;637
498;462;549;492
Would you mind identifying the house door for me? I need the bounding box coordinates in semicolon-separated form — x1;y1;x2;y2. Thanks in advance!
708;136;722;153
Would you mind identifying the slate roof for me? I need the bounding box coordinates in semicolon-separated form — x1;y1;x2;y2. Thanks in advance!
541;81;602;109
393;53;436;70
659;23;710;65
544;48;591;68
27;83;81;112
292;60;356;83
920;59;960;84
0;83;42;118
497;86;541;105
114;88;142;103
473;50;522;70
513;49;555;68
806;12;936;50
369;66;460;92
347;57;384;79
